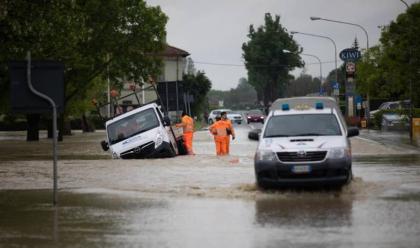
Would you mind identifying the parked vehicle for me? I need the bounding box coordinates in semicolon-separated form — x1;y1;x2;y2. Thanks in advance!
370;100;410;130
370;100;410;119
255;97;359;188
382;113;409;131
208;109;243;124
246;109;265;124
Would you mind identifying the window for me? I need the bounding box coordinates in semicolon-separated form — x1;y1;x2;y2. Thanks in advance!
264;114;342;138
108;108;160;144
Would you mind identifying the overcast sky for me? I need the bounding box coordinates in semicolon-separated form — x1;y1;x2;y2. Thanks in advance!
146;0;416;90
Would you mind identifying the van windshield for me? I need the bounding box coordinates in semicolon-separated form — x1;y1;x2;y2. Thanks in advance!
107;108;160;145
264;114;342;138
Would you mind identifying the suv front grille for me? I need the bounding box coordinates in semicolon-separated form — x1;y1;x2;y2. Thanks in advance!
277;151;327;162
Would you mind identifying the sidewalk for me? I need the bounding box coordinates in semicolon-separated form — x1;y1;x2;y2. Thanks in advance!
352;129;420;156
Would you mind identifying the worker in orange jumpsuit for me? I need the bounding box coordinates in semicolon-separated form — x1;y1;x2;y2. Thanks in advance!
176;111;194;155
209;112;235;155
209;116;222;155
220;111;235;155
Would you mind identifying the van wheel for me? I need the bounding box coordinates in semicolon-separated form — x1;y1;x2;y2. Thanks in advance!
345;167;353;185
169;144;176;157
177;138;188;155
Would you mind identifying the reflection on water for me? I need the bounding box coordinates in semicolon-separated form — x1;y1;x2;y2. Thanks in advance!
0;190;168;247
255;195;353;228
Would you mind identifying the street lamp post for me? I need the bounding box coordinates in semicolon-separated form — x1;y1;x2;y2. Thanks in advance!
310;16;371;121
301;53;323;94
310;17;369;50
283;49;323;94
290;31;338;85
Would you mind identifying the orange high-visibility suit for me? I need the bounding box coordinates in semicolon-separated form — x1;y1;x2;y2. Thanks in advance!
177;115;194;155
209;119;235;155
224;119;234;154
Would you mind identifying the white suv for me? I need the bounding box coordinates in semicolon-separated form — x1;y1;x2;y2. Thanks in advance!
208;109;243;124
255;97;359;188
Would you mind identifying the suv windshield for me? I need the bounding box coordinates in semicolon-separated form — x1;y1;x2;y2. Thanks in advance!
108;108;160;144
264;114;342;137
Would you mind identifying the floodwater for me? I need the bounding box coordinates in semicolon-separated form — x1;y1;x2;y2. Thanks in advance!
1;126;420;247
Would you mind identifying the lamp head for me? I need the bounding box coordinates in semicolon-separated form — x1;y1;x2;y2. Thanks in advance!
310;16;321;21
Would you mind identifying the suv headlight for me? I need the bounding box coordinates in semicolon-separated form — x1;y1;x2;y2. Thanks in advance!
155;131;163;148
255;149;277;161
329;148;350;159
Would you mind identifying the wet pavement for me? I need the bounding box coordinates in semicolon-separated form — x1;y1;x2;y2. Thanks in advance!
1;126;420;247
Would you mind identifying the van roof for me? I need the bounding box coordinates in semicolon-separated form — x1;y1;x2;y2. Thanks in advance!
269;96;347;131
270;97;338;112
272;108;334;116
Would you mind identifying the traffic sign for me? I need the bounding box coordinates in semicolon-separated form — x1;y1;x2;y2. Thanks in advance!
339;48;361;62
332;82;340;90
346;62;356;73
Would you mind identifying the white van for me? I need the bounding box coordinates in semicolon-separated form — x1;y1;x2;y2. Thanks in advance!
254;97;359;188
101;103;183;159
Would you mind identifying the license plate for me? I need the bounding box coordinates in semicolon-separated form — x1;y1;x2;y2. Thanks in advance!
292;165;311;174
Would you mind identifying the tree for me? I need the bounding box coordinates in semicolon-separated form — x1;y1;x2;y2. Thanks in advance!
242;13;303;106
379;3;420;106
185;57;196;75
182;71;212;118
207;78;258;109
285;74;320;97
356;45;390;99
0;0;168;139
355;3;420;106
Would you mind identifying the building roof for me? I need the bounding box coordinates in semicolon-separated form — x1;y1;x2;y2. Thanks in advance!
161;45;190;57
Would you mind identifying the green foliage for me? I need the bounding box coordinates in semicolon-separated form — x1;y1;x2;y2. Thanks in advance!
285;74;321;97
67;77;107;116
0;0;168;115
182;71;212;117
208;78;258;109
356;3;420;106
242;13;303;105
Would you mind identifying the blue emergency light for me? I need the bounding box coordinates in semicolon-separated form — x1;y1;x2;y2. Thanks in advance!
282;103;290;111
315;102;324;109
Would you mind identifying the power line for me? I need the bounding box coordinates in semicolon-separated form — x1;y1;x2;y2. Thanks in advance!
194;60;339;67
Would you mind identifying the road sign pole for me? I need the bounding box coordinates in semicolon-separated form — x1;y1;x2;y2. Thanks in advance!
26;51;58;206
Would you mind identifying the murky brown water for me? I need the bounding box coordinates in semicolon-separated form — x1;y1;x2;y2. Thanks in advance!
1;128;420;247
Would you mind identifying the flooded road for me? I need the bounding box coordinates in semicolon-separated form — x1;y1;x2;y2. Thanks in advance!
1;126;420;247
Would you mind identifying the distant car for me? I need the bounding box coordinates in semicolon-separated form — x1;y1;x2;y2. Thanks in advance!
370;100;410;119
382;113;409;131
246;109;265;124
208;109;243;124
369;100;410;130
